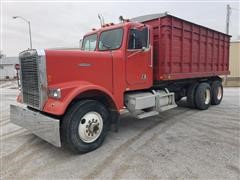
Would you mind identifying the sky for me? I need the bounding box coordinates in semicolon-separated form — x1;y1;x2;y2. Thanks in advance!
1;0;239;57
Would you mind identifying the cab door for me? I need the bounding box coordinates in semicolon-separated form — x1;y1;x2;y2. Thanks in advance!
126;26;153;90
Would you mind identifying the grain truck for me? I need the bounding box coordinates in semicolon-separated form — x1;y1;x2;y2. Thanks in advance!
10;13;230;153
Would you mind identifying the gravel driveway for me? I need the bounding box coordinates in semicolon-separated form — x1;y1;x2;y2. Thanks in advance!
1;85;239;179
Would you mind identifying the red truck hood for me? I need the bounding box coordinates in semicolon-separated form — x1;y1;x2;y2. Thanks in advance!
45;49;113;91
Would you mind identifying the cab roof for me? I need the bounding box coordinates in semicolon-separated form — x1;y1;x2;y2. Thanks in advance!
83;21;141;37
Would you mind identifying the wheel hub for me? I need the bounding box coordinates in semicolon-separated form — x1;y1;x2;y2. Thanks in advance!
217;87;222;100
78;112;103;143
87;120;100;135
204;89;211;105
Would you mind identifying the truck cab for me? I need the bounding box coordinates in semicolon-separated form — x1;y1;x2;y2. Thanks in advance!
43;21;154;115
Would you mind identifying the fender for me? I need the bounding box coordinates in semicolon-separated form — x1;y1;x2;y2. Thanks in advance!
43;81;119;116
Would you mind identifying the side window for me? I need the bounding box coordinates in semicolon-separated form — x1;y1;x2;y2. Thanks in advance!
82;34;97;51
128;27;148;50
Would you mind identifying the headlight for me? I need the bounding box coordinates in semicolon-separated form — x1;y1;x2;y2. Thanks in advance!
48;88;61;99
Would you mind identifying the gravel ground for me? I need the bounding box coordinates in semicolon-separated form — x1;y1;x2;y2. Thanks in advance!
0;84;240;179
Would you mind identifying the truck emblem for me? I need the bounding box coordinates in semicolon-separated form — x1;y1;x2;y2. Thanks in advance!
79;63;91;67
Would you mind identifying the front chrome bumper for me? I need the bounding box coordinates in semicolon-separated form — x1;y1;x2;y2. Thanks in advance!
10;105;61;147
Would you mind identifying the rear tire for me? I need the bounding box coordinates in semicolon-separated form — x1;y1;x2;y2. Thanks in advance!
211;81;223;105
187;83;199;108
195;83;211;110
61;100;110;153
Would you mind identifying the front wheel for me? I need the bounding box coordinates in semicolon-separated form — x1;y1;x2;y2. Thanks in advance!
61;100;110;153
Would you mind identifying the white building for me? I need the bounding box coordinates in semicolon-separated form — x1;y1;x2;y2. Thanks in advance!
0;57;19;80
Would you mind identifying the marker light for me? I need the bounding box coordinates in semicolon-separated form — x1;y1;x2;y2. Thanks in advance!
48;88;61;99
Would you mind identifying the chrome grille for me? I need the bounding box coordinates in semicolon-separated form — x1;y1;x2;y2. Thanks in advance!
20;51;40;109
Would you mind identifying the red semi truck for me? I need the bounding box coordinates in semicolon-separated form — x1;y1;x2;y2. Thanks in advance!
10;13;230;153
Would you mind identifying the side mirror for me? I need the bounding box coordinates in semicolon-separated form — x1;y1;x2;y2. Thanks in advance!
142;46;150;52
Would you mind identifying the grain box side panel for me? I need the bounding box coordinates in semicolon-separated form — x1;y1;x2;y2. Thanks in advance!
160;16;229;81
142;15;230;82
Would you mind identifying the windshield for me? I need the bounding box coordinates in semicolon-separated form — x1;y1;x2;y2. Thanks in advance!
99;28;123;50
82;34;97;51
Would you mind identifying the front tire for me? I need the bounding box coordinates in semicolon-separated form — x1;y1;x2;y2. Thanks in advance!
61;100;110;153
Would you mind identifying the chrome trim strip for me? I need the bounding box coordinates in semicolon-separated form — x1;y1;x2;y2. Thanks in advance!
37;49;48;110
18;55;23;101
10;105;61;147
